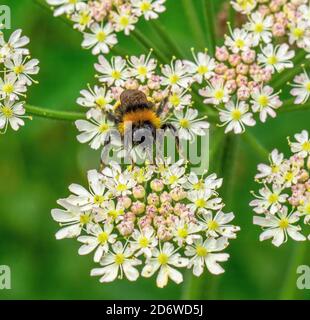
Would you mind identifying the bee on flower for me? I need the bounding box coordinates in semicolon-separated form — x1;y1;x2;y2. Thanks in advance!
250;130;310;245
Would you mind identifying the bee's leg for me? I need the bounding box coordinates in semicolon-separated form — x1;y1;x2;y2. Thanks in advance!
100;136;111;171
161;123;185;160
156;88;172;117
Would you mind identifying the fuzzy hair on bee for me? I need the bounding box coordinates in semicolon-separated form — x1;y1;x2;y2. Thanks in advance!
102;89;180;162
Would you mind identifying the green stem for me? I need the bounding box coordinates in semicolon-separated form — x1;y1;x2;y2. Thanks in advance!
25;105;85;121
181;0;206;48
242;131;269;159
131;29;168;64
203;0;216;56
279;243;308;299
228;3;236;29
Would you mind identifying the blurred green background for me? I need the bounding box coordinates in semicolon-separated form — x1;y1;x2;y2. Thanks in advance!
0;0;309;300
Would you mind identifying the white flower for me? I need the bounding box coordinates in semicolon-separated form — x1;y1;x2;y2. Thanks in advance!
0;100;26;133
251;85;282;123
141;242;188;288
162;160;187;188
250;184;288;215
245;12;273;46
253;208;306;247
199;79;230;105
128;52;157;82
51;198;92;240
130;228;158;258
5;54;40;85
71;5;93;31
199;211;240;239
185;237;229;276
187;189;223;212
297;197;310;224
290;130;310;159
161;59;193;89
75;110;115;150
82;23;117;55
77;85;113;118
112;7;138;35
224;28;253;53
78;223;117;262
67;169;107;211
105;170;137;196
288;21;308;48
167;87;192;110
131;0;166;20
0;73;27;100
290;70;310;104
255;149;284;182
172;219;201;246
219;100;255;134
231;0;257;14
185;50;216;83
47;0;85;17
95;55;130;86
0;29;29;59
91;241;141;282
171;108;209;141
258;44;295;73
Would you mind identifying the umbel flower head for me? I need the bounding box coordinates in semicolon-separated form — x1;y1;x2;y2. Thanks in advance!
51;159;240;287
0;30;40;134
46;0;166;55
75;52;209;161
250;130;310;246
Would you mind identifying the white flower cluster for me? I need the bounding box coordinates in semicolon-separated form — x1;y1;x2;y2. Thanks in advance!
250;130;310;246
0;30;40;133
52;159;240;287
75;53;209;159
290;69;310;105
47;0;166;55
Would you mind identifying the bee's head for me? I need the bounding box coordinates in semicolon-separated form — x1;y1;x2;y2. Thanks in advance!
120;89;151;108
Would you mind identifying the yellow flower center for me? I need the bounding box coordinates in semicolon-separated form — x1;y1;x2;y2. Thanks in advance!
117;183;127;192
93;195;105;205
271;165;279;173
158;253;169;265
96;31;106;42
179;118;190;128
108;209;122;219
2;83;14;94
169;94;180;106
169;74;180;84
114;253;125;265
268;193;279;204
193;181;204;190
119;16;129;27
267;55;278;65
111;70;121;80
69;0;77;3
140;1;151;12
254;23;264;33
278;218;289;229
139;236;149;248
293;28;304;39
207;220;219;231
80;214;90;225
177;228;188;238
95;97;107;108
14;65;24;74
1;106;13;118
195;198;206;208
99;123;110;133
302;141;310;152
197;65;209;75
231;109;242;120
79;12;91;26
305;82;310;92
258;95;269;107
168;175;178;184
285;171;294;182
97;232;109;244
235;38;245;49
214;89;224;100
137;66;147;76
304;203;310;214
196;246;208;257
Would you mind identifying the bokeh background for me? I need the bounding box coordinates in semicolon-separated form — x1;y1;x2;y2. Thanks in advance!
0;0;309;300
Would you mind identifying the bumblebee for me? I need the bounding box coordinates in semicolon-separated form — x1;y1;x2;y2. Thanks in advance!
103;89;179;159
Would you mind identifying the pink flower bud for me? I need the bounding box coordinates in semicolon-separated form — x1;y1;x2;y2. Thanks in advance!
150;179;164;192
133;185;145;199
215;46;229;62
